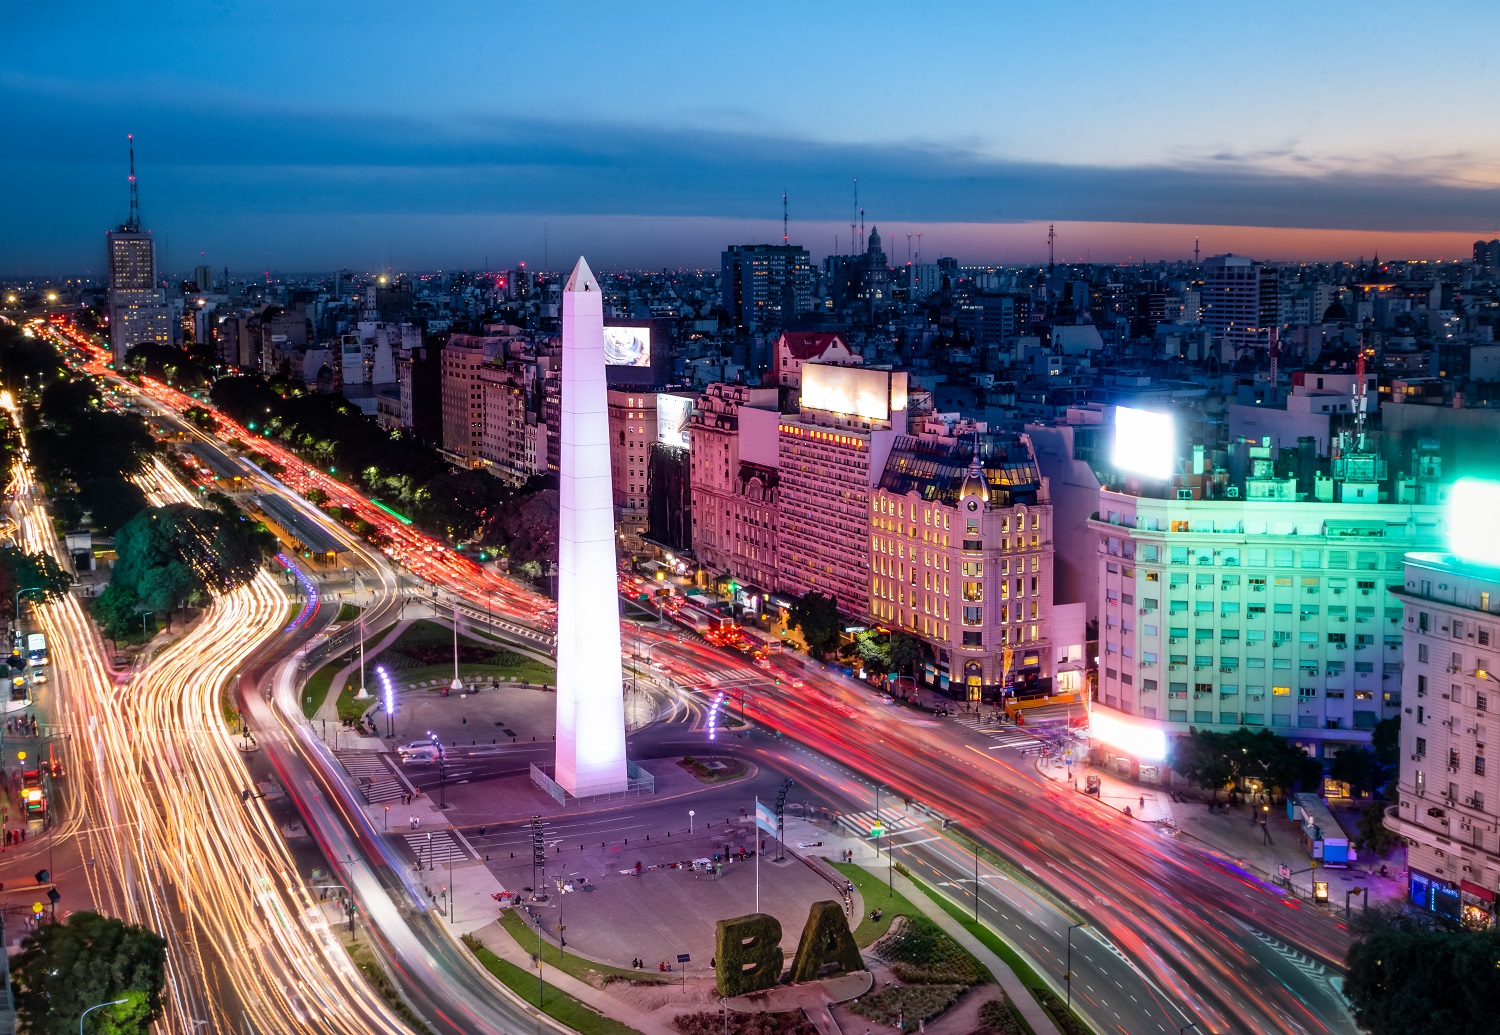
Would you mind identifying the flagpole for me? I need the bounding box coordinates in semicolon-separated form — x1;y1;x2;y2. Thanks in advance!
755;797;761;914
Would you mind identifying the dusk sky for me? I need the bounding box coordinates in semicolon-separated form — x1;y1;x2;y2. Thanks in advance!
5;1;1499;273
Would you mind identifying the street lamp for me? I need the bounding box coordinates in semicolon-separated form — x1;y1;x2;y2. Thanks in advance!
449;603;463;695
354;617;369;700
79;998;129;1035
689;810;695;834
1066;922;1084;1011
428;731;448;809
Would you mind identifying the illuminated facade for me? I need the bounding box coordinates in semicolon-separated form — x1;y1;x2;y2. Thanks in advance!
1090;490;1443;767
106;228;169;365
870;427;1053;700
606;389;656;535
688;383;781;594
776;364;907;616
439;338;485;468
554;257;628;797
1387;553;1500;928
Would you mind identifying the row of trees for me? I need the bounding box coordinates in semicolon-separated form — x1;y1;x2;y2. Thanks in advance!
11;911;167;1035
91;502;277;640
209;374;547;546
1170;726;1324;800
786;591;923;678
1344;909;1500;1035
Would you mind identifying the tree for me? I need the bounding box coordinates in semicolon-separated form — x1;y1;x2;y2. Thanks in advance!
91;582;143;643
1356;801;1402;857
1331;746;1383;798
1170;728;1236;799
0;546;74;619
789;591;842;659
109;504;273;620
1344;927;1500;1035
11;910;167;1035
889;633;923;680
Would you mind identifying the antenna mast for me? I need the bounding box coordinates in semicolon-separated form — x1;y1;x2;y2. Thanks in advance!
1354;332;1370;451
1194;236;1200;264
127;133;140;231
1047;223;1055;272
782;192;788;245
1268;325;1280;397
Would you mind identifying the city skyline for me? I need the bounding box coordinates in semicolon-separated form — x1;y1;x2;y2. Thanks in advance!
4;1;1500;272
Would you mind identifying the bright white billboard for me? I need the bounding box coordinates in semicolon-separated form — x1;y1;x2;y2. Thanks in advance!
1112;406;1176;480
801;364;894;422
1448;478;1500;567
657;393;692;450
603;326;651;367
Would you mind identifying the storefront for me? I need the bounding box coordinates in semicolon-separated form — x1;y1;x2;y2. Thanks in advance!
1408;869;1463;922
1461;880;1495;929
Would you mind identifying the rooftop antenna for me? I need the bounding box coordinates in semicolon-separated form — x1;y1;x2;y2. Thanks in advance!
1268;325;1280;397
782;192;788;245
1194;236;1200;264
1047;223;1055;272
860;208;865;247
906;233;912;264
1354;332;1370;451
852;177;858;255
916;232;922;265
126;133;140;231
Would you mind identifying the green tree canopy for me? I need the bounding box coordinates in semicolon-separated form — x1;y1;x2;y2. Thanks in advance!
789;591;842;659
11;911;167;1035
1345;926;1500;1035
110;504;274;616
0;546;74;620
1170;726;1322;799
889;633;924;677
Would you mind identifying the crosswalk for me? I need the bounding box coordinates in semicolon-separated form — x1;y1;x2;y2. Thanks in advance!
840;808;924;840
951;716;1041;750
403;829;471;868
334;750;408;804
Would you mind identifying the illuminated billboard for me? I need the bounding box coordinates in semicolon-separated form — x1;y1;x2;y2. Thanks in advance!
1089;711;1167;761
657;394;692;450
603;326;651;367
1111;406;1175;480
1448;478;1500;567
801;364;900;422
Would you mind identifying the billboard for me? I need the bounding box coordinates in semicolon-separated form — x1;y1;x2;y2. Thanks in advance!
1448;478;1500;567
1111;406;1175;480
801;364;897;422
657;394;692;450
603;326;651;368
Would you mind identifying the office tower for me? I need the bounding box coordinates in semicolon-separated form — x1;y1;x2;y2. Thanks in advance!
554;257;629;798
721;243;812;331
1201;254;1263;351
106;135;171;366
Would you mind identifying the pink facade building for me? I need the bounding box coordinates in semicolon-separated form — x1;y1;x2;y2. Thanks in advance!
689;383;781;593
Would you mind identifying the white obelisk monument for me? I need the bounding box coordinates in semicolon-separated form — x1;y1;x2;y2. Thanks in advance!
554;257;629;797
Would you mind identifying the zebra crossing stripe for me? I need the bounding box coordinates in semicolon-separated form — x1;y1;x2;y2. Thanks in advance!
1237;920;1327;978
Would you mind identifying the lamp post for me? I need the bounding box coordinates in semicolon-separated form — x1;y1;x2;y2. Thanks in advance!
429;731;448;809
79;998;128;1035
450;603;463;695
1066;922;1083;1011
14;586;42;634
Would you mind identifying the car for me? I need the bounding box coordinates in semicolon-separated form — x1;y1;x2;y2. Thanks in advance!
398;747;439;764
29;669;47;685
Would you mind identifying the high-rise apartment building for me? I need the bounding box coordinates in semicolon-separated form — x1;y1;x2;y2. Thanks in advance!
1089;479;1443;774
689;383;781;594
1201;254;1263;351
721;244;813;331
777;364;908;615
870;427;1053;700
606;390;657;537
480;364;547;486
1387;553;1500;928
439;338;486;468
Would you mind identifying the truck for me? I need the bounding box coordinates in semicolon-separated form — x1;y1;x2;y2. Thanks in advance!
21;770;45;816
26;632;47;667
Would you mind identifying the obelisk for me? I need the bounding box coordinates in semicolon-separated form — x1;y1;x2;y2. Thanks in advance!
554;256;628;797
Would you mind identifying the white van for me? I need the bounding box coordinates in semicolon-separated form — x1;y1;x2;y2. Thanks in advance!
398;746;440;764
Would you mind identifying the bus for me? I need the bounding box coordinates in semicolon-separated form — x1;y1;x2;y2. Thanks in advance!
26;633;47;666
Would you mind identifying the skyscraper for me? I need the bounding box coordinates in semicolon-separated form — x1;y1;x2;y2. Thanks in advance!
106;136;171;366
1200;253;1262;352
721;243;812;331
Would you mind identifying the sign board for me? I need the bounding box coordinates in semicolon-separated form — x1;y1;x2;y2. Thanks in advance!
676;953;691;964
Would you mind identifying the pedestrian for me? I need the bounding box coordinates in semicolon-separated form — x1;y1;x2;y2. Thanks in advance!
1139;795;1146;811
462;717;467;728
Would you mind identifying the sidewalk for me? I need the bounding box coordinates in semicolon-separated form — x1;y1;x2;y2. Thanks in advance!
1036;754;1408;908
468;917;682;1035
312;618;412;724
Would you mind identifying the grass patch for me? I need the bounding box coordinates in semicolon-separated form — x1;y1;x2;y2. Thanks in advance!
302;660;341;719
399;660;556;690
849;985;966;1026
335;679;377;723
335;602;364;623
497;910;667;988
875;915;989;985
345;939;434;1035
832;861;912;946
677;755;748;782
461;934;646;1035
903;868;1086;1035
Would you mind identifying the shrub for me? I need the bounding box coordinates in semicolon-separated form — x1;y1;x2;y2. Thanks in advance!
848;985;964;1026
874;916;987;986
975;996;1027;1035
673;1010;817;1035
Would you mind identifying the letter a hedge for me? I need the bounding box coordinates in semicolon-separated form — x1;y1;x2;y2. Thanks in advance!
715;912;785;997
787;900;864;983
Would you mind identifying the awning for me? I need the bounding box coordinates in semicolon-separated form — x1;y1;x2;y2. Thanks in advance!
1461;880;1494;903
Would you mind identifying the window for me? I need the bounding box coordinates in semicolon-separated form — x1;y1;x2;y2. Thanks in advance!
1415;737;1427;757
962;631;983;647
1477;756;1487;777
1480;693;1489;712
1273;686;1291;696
1418;644;1428;663
1417;674;1428;696
962;605;983;626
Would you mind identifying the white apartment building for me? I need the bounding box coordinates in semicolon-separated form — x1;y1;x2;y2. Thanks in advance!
1387;553;1500;928
1090;489;1444;773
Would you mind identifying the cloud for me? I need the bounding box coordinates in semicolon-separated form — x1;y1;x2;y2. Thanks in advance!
3;78;1499;271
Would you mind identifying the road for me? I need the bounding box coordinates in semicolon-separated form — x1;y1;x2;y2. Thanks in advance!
38;317;1361;1035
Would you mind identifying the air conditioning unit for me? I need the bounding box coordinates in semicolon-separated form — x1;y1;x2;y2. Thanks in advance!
1226;486;1240;498
1412;753;1420;761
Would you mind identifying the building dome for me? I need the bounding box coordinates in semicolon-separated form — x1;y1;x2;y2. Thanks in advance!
958;452;990;511
868;226;882;251
1322;301;1349;322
